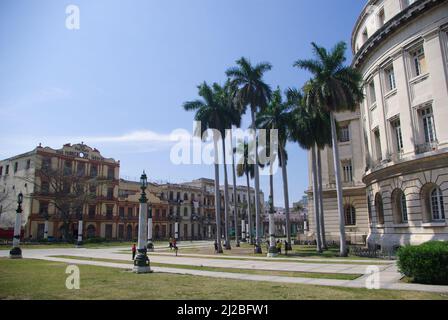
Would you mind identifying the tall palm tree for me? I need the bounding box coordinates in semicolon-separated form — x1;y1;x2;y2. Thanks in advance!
183;82;237;253
294;42;363;256
236;140;255;245
223;80;243;248
226;57;272;254
287;88;332;253
256;87;294;250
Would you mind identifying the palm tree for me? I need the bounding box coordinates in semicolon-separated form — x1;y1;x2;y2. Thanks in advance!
183;82;237;253
256;87;294;250
287;88;332;253
236;140;255;245
223;80;243;248
294;42;363;256
226;57;272;254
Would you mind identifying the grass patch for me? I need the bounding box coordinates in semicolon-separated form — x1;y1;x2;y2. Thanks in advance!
0;258;446;300
52;255;362;280
0;241;166;250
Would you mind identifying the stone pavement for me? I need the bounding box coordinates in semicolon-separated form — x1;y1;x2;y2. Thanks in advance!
1;243;447;294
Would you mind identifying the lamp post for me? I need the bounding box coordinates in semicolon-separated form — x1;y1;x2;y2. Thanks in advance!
147;203;154;252
10;192;23;259
267;195;278;257
133;171;151;273
76;208;83;247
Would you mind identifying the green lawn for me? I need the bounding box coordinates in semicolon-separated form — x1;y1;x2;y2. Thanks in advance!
0;258;446;300
52;255;362;280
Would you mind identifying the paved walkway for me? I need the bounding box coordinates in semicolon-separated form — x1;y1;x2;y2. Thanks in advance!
1;245;448;294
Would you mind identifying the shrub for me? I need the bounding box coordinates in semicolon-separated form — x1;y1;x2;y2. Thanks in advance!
397;241;448;285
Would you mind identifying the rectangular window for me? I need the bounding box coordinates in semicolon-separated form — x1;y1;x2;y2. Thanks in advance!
0;166;3;176
411;46;427;77
77;162;86;176
374;129;382;161
42;157;51;170
41;181;50;193
421;107;436;143
14;162;18;173
5;165;9;175
368;81;377;106
385;66;396;91
90;165;98;177
339;125;350;142
107;187;114;200
342;160;353;182
392;119;404;152
127;207;133;218
106;205;114;218
88;205;96;217
107;166;114;179
64;161;72;176
26;159;31;170
119;206;125;218
39;201;49;216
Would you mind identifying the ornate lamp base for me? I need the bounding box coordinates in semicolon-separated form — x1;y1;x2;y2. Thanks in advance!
254;245;262;254
146;242;154;252
9;247;22;259
133;249;151;273
267;246;278;257
76;241;83;248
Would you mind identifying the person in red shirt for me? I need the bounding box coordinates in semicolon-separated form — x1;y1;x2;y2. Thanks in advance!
132;243;137;260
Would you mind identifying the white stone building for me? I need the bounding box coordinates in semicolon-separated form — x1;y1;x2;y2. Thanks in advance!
308;0;448;251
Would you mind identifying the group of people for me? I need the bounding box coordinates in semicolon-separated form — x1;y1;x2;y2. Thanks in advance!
266;239;289;255
131;238;180;260
169;237;179;256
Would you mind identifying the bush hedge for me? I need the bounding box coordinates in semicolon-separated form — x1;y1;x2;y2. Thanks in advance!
397;241;448;285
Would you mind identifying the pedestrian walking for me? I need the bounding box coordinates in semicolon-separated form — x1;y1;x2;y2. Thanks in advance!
131;243;137;260
169;237;173;250
276;240;282;255
214;240;218;253
173;239;178;256
284;240;289;256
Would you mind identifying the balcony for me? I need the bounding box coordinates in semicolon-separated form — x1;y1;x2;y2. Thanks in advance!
415;142;438;155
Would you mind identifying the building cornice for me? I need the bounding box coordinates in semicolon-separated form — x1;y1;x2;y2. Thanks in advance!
352;0;445;69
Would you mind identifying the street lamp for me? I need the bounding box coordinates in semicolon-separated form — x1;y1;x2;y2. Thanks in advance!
267;195;278;257
133;171;151;273
10;192;23;259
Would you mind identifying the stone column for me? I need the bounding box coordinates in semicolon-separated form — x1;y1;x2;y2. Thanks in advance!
76;219;83;247
10;193;23;259
147;206;154;251
133;173;151;274
241;219;246;242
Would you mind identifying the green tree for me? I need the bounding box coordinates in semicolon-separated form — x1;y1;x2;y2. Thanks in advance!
183;82;238;253
226;57;272;254
294;42;363;256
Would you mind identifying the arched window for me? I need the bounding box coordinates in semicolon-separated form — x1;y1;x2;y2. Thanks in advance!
344;205;356;226
184;193;188;200
375;193;385;225
126;224;132;240
391;189;408;223
430;187;445;221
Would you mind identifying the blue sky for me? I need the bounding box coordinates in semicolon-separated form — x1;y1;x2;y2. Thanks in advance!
0;0;366;206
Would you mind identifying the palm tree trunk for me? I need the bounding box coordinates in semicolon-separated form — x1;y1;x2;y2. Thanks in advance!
221;136;231;250
268;161;277;256
280;146;292;250
317;148;327;250
330;112;347;256
251;108;262;254
230;131;240;247
246;171;253;245
213;135;223;253
311;145;322;253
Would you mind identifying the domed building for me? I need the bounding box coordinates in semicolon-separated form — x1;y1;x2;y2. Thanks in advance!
307;0;448;252
353;0;448;251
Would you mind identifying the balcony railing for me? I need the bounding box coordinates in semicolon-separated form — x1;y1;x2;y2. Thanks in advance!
415;142;438;155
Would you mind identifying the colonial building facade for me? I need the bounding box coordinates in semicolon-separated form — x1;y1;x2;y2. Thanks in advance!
0;143;264;242
307;0;448;251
